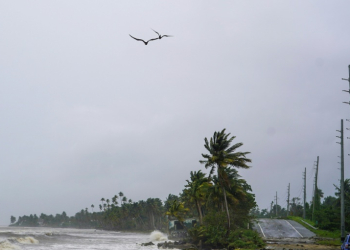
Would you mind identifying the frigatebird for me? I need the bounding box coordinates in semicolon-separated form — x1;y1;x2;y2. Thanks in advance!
129;34;158;45
151;29;173;39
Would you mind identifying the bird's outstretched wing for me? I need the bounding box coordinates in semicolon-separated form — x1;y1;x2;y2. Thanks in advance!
146;38;159;43
151;29;160;36
129;34;145;42
161;35;173;38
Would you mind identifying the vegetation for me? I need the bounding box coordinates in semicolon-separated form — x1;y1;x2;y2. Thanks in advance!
253;179;350;234
11;195;169;230
199;129;251;233
11;129;263;249
251;177;350;247
288;216;340;239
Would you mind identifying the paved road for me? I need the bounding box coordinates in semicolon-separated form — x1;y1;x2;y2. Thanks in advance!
254;218;315;238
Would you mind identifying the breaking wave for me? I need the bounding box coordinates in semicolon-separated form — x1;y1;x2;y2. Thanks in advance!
15;237;39;244
0;240;20;250
0;236;39;249
150;230;167;241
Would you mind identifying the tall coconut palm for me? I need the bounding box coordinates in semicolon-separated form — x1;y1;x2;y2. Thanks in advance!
122;196;127;205
106;199;110;210
119;192;124;206
199;129;251;233
101;198;105;207
184;170;211;224
112;195;119;206
146;198;163;229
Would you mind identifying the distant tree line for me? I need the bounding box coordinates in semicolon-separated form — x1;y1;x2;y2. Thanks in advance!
10;194;170;230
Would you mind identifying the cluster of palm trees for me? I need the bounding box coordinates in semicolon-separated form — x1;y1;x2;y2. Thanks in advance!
11;129;257;235
166;129;255;235
95;196;165;230
96;192;130;212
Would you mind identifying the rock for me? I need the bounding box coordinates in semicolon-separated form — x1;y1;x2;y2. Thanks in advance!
157;241;197;249
141;242;154;246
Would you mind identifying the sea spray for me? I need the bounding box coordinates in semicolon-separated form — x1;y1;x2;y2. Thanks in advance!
16;237;39;244
149;230;167;241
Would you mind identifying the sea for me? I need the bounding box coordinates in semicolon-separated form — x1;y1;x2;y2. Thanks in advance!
0;227;168;250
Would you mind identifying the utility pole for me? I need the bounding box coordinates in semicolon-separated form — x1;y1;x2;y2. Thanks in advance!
303;168;306;219
337;120;345;241
341;66;350;242
312;156;319;222
287;183;290;216
342;65;350;105
275;192;278;217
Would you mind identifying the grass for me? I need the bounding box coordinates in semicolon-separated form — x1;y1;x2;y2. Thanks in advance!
287;216;341;246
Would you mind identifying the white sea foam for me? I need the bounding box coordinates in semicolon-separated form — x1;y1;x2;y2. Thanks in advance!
0;240;20;250
16;237;39;244
0;227;159;249
149;230;167;241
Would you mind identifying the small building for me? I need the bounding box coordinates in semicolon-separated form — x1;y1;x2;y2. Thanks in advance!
168;218;197;239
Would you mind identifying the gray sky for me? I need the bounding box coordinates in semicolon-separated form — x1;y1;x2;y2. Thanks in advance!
1;1;350;225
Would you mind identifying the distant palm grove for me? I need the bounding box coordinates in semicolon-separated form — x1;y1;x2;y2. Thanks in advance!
11;129;265;249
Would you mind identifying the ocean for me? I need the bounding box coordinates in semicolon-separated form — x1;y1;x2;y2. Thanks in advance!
0;227;167;250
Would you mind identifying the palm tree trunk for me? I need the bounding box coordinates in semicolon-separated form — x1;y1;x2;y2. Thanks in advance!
196;200;203;224
152;212;155;229
222;187;231;233
218;166;231;233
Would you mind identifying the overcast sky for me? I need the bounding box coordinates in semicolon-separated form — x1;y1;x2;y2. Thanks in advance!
1;1;350;225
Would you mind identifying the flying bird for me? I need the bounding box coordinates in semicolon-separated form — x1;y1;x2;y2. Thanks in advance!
151;29;173;39
129;34;158;45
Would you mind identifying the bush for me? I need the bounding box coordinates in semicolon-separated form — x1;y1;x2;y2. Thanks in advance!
228;229;265;249
189;224;265;249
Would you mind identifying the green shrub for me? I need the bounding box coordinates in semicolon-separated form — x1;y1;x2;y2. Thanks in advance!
228;229;265;249
190;224;265;249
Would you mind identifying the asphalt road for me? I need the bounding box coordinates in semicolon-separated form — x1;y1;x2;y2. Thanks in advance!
254;218;316;238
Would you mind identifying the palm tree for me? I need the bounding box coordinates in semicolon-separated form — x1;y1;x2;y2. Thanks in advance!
101;198;105;206
106;199;110;210
119;192;124;206
166;200;189;225
199;129;251;233
146;198;161;229
184;170;211;224
112;195;119;206
91;204;94;213
122;196;127;205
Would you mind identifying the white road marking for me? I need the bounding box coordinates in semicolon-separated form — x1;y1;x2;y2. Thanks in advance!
258;222;266;238
284;220;303;237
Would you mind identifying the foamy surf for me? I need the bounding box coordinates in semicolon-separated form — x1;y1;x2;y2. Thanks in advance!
16;237;39;244
0;240;20;250
149;230;167;241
